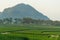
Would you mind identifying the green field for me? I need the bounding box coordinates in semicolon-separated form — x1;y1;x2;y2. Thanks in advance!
0;24;60;40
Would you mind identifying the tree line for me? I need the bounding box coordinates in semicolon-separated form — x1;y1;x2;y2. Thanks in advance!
0;18;60;26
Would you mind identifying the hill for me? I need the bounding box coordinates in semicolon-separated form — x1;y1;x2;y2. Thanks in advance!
0;3;49;20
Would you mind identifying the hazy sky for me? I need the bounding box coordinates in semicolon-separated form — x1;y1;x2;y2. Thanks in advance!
0;0;60;20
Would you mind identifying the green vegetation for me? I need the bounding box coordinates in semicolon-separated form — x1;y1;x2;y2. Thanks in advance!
0;24;60;40
0;17;60;40
0;3;60;40
0;18;60;26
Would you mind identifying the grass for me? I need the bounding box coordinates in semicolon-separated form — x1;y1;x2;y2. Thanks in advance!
0;24;60;40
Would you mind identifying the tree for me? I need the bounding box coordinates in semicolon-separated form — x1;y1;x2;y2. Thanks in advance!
14;18;21;24
0;19;3;24
3;18;13;24
22;18;33;24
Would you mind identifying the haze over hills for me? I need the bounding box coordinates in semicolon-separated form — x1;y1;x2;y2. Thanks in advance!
0;3;49;20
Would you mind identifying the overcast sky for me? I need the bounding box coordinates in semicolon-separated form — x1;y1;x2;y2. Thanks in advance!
0;0;60;20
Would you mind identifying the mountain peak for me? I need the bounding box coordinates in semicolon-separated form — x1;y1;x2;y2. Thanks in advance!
0;3;49;20
15;3;27;6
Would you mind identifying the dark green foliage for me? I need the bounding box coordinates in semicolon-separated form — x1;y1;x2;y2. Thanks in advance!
0;34;29;40
0;17;60;26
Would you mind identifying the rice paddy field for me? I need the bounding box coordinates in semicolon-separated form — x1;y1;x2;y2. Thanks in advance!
0;24;60;40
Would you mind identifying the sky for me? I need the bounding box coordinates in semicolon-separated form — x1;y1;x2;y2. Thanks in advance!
0;0;60;21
